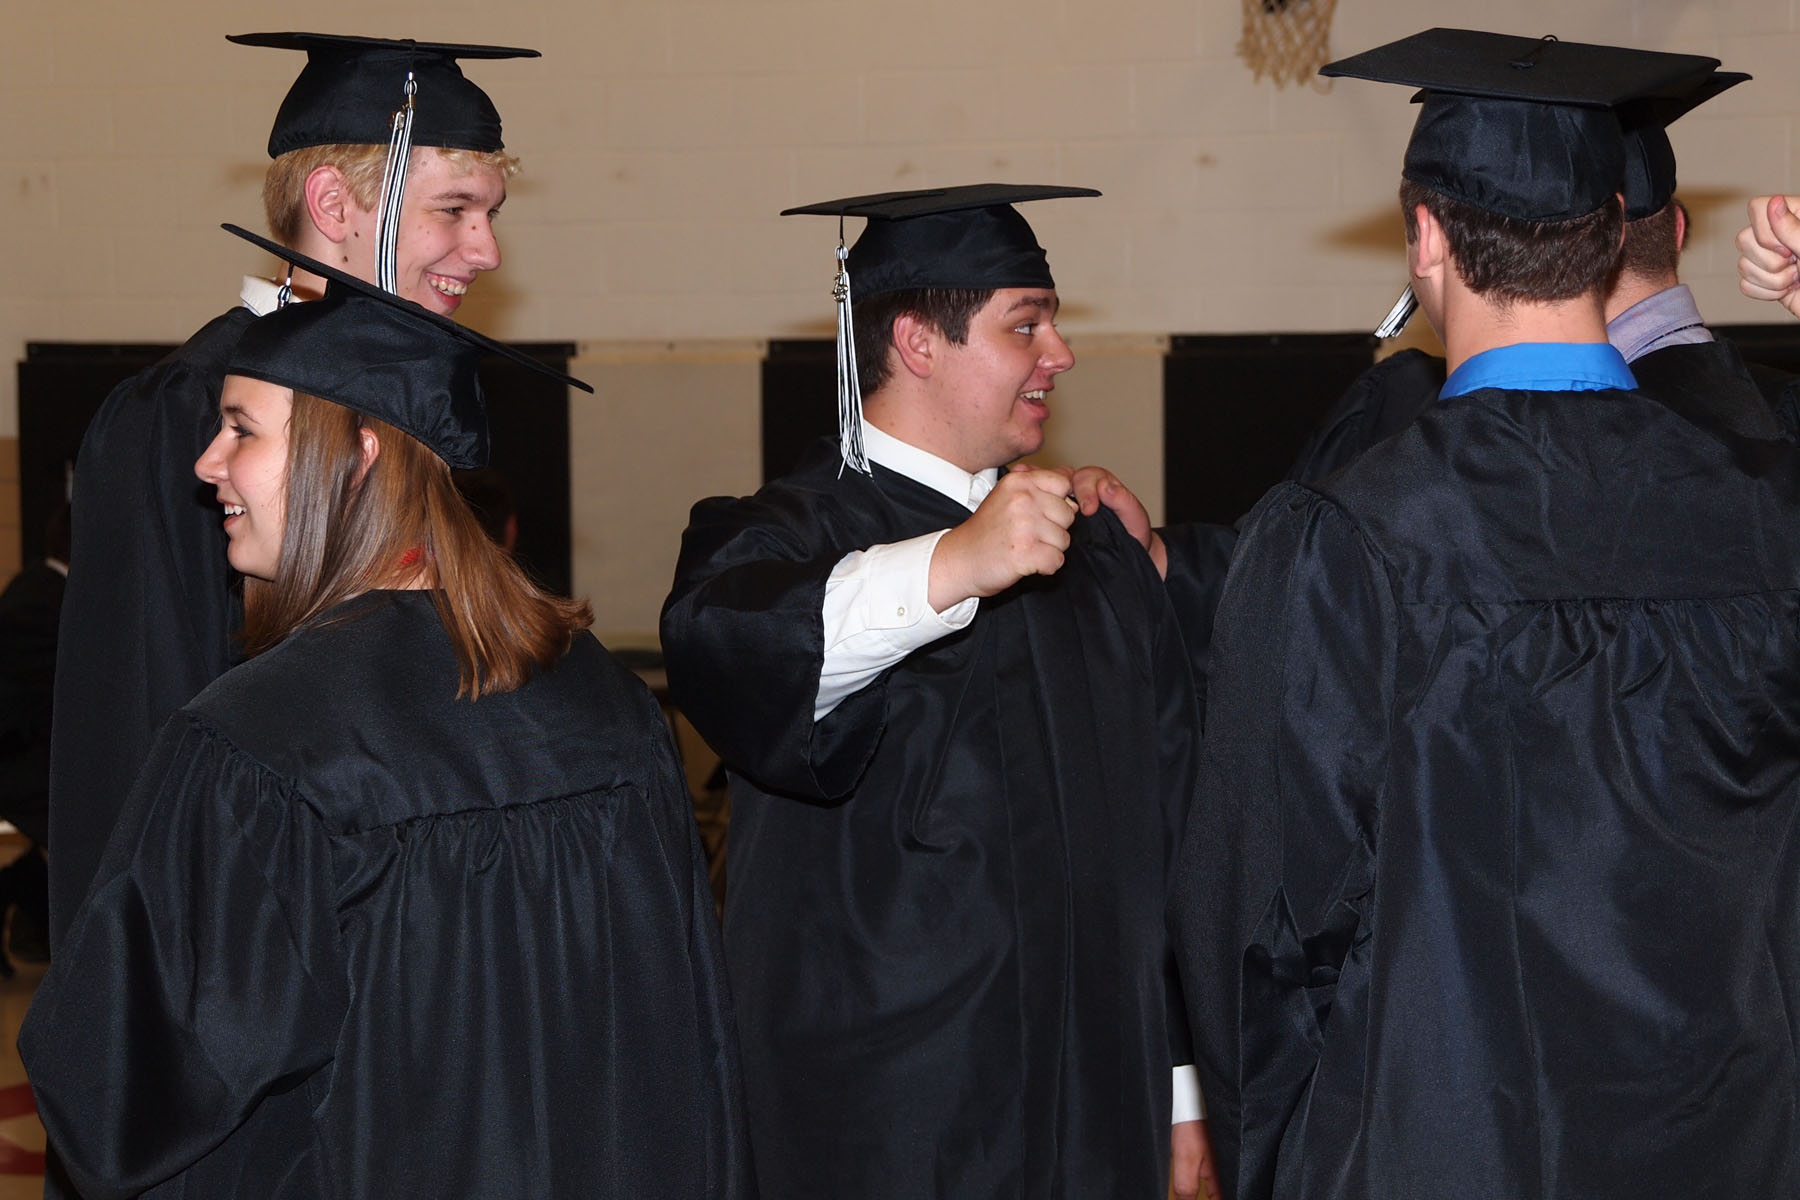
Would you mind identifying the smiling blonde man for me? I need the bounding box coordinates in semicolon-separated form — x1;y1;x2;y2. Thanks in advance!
48;34;537;952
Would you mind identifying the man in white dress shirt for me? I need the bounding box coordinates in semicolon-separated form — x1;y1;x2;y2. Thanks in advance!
663;184;1213;1200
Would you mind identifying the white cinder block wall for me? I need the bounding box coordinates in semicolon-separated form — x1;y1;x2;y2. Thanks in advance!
4;0;1798;633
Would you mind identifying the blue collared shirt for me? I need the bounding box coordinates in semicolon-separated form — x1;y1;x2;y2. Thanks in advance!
1441;342;1638;399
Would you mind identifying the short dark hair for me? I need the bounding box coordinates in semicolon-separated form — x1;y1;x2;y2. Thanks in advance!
1399;179;1623;304
852;288;995;394
1618;197;1685;282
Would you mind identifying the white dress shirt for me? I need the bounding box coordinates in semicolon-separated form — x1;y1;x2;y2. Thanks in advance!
814;422;995;720
239;275;287;317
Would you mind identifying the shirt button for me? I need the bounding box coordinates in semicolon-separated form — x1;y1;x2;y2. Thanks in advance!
896;605;907;618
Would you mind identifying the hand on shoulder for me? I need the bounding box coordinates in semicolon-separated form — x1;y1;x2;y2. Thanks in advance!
1069;465;1168;579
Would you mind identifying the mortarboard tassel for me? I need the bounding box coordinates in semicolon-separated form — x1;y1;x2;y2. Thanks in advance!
374;71;419;296
833;224;870;476
1374;284;1417;339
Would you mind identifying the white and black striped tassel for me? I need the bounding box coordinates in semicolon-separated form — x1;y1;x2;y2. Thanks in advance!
833;235;870;476
373;72;419;296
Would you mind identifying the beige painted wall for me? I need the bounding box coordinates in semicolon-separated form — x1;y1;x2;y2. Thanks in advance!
1029;334;1168;524
570;340;763;641
5;0;1798;590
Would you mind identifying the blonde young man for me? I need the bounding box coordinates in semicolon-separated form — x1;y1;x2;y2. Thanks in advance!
48;35;532;950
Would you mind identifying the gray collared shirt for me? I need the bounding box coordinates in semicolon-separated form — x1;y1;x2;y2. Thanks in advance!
1606;283;1712;363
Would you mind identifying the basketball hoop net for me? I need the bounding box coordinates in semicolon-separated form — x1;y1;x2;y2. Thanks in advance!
1239;0;1339;89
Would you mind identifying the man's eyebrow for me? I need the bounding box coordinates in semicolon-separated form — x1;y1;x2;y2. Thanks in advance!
423;188;502;206
1005;295;1059;316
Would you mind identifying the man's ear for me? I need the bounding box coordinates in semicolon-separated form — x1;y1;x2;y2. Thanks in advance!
1408;203;1447;284
890;311;940;381
305;165;355;245
1673;200;1689;252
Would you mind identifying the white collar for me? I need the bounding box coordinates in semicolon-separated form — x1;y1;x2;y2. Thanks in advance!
239;275;287;317
862;421;1000;512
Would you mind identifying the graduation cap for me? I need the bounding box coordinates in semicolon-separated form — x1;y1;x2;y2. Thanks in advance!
230;33;538;297
1322;29;1722;223
1619;70;1749;220
228;33;536;157
222;223;591;471
781;183;1099;473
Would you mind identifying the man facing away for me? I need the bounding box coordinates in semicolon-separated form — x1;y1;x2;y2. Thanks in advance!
48;34;531;947
1286;62;1792;484
1177;29;1800;1200
662;185;1207;1198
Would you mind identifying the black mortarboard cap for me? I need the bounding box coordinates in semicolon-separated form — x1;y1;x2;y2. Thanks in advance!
1322;29;1723;222
222;224;591;470
783;183;1100;298
1619;70;1749;219
780;184;1098;474
228;33;538;158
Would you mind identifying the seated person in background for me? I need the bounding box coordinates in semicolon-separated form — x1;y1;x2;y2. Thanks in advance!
453;466;519;554
21;229;751;1200
0;502;69;968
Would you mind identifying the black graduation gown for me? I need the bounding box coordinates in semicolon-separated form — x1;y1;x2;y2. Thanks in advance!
1284;349;1445;485
22;591;752;1200
661;442;1198;1199
48;307;253;946
1156;522;1239;726
1175;385;1800;1200
1627;337;1793;442
1287;338;1800;490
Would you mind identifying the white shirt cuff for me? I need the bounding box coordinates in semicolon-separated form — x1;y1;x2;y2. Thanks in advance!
1171;1064;1205;1123
815;532;976;720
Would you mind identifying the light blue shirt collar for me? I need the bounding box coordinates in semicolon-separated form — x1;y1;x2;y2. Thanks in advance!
1441;342;1637;400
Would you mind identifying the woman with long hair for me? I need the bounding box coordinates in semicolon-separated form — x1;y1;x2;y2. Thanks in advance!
21;230;751;1199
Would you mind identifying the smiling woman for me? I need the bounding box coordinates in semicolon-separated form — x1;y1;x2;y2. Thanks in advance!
19;230;754;1198
195;376;292;583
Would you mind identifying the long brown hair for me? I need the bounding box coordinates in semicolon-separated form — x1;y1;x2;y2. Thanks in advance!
240;391;592;697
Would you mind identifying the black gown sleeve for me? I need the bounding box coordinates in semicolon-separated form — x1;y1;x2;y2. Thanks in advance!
1173;483;1396;1200
661;492;890;802
634;686;755;1193
49;311;250;947
1284;349;1446;485
1146;548;1204;1073
1158;520;1239;723
21;717;346;1200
